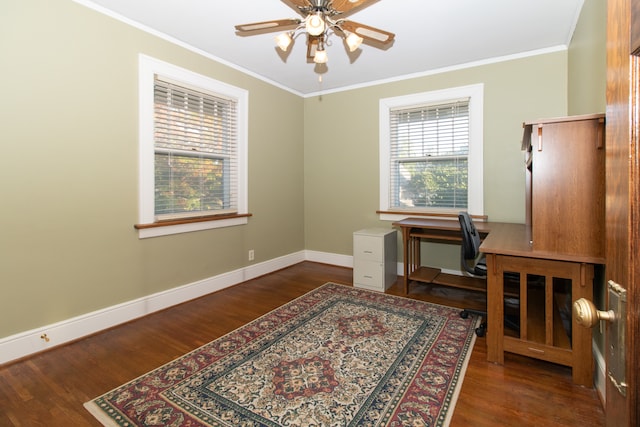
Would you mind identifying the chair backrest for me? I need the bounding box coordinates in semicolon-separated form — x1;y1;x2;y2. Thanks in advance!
458;211;483;275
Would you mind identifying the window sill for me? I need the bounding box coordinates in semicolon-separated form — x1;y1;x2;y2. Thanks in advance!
377;210;487;222
135;213;252;238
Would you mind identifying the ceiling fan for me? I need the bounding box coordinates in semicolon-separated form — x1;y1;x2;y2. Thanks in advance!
234;0;395;64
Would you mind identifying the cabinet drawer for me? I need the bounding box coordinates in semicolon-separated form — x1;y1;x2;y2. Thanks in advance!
353;235;384;262
353;259;384;288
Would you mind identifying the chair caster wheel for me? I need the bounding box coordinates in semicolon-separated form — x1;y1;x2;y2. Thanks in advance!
460;310;469;319
475;323;487;337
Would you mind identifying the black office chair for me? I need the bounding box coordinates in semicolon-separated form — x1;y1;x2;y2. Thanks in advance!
458;212;489;336
459;211;486;277
458;212;519;337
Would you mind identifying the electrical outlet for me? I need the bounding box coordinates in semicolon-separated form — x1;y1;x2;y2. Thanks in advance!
248;249;255;261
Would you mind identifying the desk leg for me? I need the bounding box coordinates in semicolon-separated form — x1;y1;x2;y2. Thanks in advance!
486;253;504;364
401;228;410;295
571;263;594;386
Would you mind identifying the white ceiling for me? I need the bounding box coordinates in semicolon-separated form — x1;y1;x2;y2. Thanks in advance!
76;0;585;96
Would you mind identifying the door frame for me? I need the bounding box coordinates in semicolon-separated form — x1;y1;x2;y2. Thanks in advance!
605;0;639;425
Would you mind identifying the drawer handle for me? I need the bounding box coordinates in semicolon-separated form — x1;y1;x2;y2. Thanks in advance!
364;250;373;254
364;275;373;279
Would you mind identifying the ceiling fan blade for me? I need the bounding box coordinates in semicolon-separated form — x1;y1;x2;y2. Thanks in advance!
339;20;395;44
235;19;301;34
331;0;378;14
281;0;313;16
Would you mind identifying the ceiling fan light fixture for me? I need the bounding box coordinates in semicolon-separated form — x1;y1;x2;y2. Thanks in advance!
345;32;364;51
305;13;326;36
235;1;395;69
313;47;328;64
275;32;293;51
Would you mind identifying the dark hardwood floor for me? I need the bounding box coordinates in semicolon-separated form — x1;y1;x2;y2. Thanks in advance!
0;261;605;426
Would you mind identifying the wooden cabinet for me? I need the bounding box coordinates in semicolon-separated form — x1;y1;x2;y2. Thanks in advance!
479;114;606;386
522;113;605;260
482;223;597;386
488;251;594;386
353;228;397;292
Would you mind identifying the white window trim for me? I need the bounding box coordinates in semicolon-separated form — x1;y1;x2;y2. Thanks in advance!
138;54;248;238
379;84;484;222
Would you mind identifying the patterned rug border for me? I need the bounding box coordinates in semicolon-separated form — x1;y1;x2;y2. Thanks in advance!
84;282;480;427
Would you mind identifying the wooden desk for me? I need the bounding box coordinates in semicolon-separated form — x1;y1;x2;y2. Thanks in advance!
393;218;599;386
480;223;602;386
392;217;501;295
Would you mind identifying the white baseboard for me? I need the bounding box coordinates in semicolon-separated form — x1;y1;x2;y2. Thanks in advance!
0;251;307;365
304;250;353;268
0;249;609;391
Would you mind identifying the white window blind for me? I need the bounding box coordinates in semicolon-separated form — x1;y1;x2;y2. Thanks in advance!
153;78;238;220
389;100;470;210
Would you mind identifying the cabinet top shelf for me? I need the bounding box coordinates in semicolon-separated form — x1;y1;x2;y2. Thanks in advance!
522;112;605;127
521;113;605;153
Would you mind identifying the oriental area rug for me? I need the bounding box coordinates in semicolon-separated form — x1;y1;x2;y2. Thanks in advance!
85;282;480;427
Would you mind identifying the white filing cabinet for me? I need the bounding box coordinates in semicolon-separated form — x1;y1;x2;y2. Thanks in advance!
353;228;397;292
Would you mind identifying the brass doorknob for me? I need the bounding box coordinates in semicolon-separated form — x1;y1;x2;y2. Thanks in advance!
573;298;615;328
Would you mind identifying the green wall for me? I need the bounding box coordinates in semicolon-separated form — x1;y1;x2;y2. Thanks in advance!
304;52;569;271
0;0;605;341
0;0;305;338
568;0;607;115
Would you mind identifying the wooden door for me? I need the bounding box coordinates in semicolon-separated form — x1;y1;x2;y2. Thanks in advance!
605;0;638;425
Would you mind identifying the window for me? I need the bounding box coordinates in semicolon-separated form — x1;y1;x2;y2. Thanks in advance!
137;55;248;238
379;84;483;220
